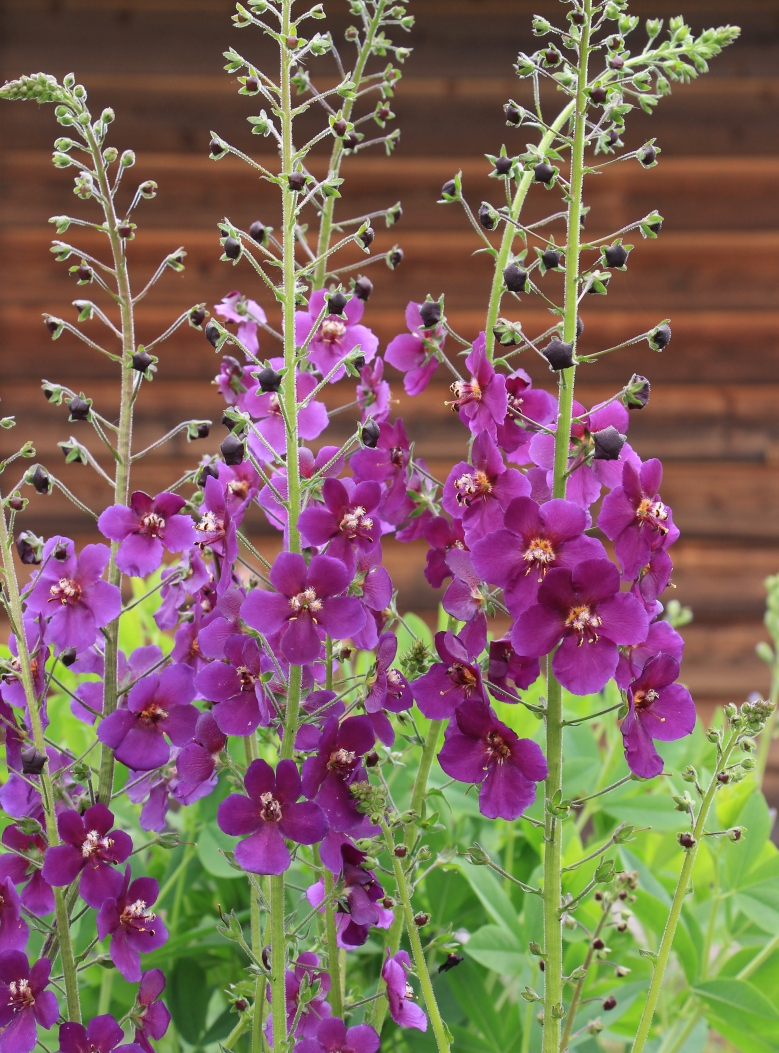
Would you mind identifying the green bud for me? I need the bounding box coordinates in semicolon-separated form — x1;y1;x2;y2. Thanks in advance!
740;756;755;771
755;641;774;664
681;765;698;783
528;942;544;956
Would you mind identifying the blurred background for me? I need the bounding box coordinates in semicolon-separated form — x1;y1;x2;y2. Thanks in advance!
1;0;778;800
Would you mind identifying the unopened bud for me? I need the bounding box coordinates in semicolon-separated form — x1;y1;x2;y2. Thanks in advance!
205;322;221;348
8;496;24;512
328;291;348;315
478;204;498;231
678;832;696;849
365;750;379;768
603;244;629;269
361;420;381;449
649;324;672;351
503;264;528;293
592;425;626;461
288;172;307;192
388;248;404;268
16;531;44;564
353;276;373;301
220;433;245;466
419;301;441;328
223;236;241;260
543;338;574;371
76;263;92;282
624;373;651;410
67;396;90;421
132;351;153;372
256;367;283;393
31;467;51;494
639;144;657;167
413;912;429;927
394;845;407;858
333;118;348;136
728;827;745;842
533;161;555;185
541;247;562;270
438;953;464;973
504;102;521;125
590;85;608;103
21;746;47;776
602;996;617;1011
190;307;207;328
359;226;375;248
60;647;78;667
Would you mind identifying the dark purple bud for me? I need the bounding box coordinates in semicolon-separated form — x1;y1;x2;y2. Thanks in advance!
361;420;381;448
539;960;545;971
570;11;585;24
441;178;457;197
220;433;245;466
68;396;90;421
245;76;259;93
210;138;225;157
328;291;348;315
199;463;220;487
132;351;153;372
504;102;521;125
354;276;373;301
53;543;69;560
8;495;24;511
45;317;61;335
21;745;47;775
604;244;629;269
288;172;307;191
542;247;562;270
624;373;650;410
590;85;608;103
678;832;696;849
365;750;379;768
60;647;78;667
31;467;51;494
414;912;430;927
478;204;498;231
543;46;561;66
717;771;729;784
378;104;391;120
609;55;625;69
503;264;528;293
262;946;272;970
346;131;360;149
592;938;605;950
223;236;241;260
333;118;348;136
360;226;375;248
234;998;249;1012
195;423;211;439
388;247;404;268
592;425;626;461
205;322;221;348
286;35;299;48
534;161;555;184
650;324;671;350
543;338;574;371
190;307;207;327
16;531;44;564
419;301;441;327
221;412;238;432
576;315;584;338
77;264;92;282
256;367;283;393
438;953;464;974
394;845;407;858
594;891;603;901
118;223;133;239
495;156;513;175
607;129;620;147
352;355;365;370
638;144;657;167
388;204;402;224
603;996;617;1011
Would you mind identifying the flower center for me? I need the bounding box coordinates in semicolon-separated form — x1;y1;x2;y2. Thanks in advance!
634;687;660;712
8;978;34;1010
636;497;669;533
121;898;156;934
196;510;225;540
81;828;115;860
48;578;82;606
267;393;282;416
227;479;249;498
259;791;282;822
138;703;169;726
320;318;347;343
389;445;405;467
523;537;556;580
454;470;492;507
289;588;323;616
486;730;512;762
339;506;373;538
139;512;165;538
446;662;478;694
237;665;257;691
565;604;602;643
447;376;482;409
327;748;357;774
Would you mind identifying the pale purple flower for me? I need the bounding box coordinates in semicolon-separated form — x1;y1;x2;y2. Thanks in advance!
258;446;344;535
197;586;245;659
598;459;679;579
365;633;413;714
245;368;329;461
0;952;57;1053
382;950;427;1031
134;969;171;1053
511;558;649;695
356;358;391;422
98;492;195;578
622;654;695;779
616;618;684;690
0;827;53;917
350;419;411;524
2;620;48;711
438;700;548;820
442;430;529;543
176;711;226;796
154;549;210;631
411;631;487;720
25;539;121;654
296;290;378;382
487;638;540;702
215;290;267;357
0;880;28;954
442;549;487;652
97;867;167;982
171;608;211;674
496;368;557;464
298;478;381;572
195;636;270;736
350;543;393;652
58;1014;143;1053
447;333;507;438
214;355;251;410
306;845;392;949
385;301;444;396
194;476;238;591
124;766;176;833
42;803;133;909
301;715;375;832
217;461;261;522
423;516;466;589
293;1018;380;1053
264;953;331;1044
217;759;328;875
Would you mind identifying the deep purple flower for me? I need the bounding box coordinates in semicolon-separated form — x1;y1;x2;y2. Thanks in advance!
171;608;211;675
630;548;674;614
245;368;329;460
217;461;261;522
296;291;378;381
442;430;529;543
197;586;245;659
471;497;605;616
447;333;507;438
306;845;392;949
487;638;541;701
423;516;466;588
0;880;27;954
293;1017;380;1053
356;358;391;422
622;654;696;778
411;631;487;720
259;447;345;535
25;539;121;654
349;543;393;653
98;492;195;578
97;867;168;981
42;803;132;909
97;665;198;772
265;953;331;1044
154;549;210;631
0;827;53;918
218;759;328;875
125;765;177;833
365;633;412;714
0;952;57;1053
496;368;557;464
616;618;684;690
301;715;375;832
442;549;487;652
598;459;679;579
511;559;649;695
298;479;382;572
215;291;267;357
176;711;226;795
73;645;163;726
241;553;365;666
194;476;238;589
196;636;269;736
0;699;24;774
438;700;548;820
350;419;411;524
133;969;171;1053
2;620;49;712
58;1014;143;1053
385;301;444;396
382;950;427;1031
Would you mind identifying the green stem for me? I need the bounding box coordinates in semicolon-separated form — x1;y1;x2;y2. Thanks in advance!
630;730;739;1053
736;927;779;981
756;660;779;785
269;875;287;1051
322;867;344;1017
0;503;81;1022
381;820;450;1053
251;883;265;1053
559;900;609;1051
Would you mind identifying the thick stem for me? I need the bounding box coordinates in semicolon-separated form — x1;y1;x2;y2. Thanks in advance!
630;730;739;1053
381;820;450;1053
269;875;287;1051
0;503;81;1022
559;900;609;1051
250;884;265;1053
322;868;344;1017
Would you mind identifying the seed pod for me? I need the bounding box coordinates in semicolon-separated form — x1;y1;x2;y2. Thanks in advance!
592;938;605;950
132;351;153;372
21;746;47;776
249;220;266;241
394;845;407;858
609;55;625;69
624;374;651;410
419;301;441;328
288;172;307;191
359;226;375;248
602;996;617;1011
220;433;245;466
478;204;498;230
438;954;464;974
543;338;574;371
495;156;513;175
16;531;44;564
31;466;51;494
198;463;220;487
328;291;348;315
210;138;225;157
205;321;221;348
603;244;629;269
190;306;207;327
67;396;90;421
346;131;360;150
118;223;133;239
503;263;528;293
591;86;608;103
353;275;373;301
533;161;555;184
60;647;78;667
593;425;626;460
223;236;241;260
45;317;62;335
649;324;671;351
257;367;283;393
365;750;379;768
678;832;696;849
542;248;562;270
638;144;657;167
413;912;430;927
333;117;348;136
361;420;381;448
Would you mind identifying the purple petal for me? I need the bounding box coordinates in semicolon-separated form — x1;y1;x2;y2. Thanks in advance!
552;635;618;695
234;824;290;875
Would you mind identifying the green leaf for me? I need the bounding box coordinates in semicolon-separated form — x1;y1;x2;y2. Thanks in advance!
465;924;525;976
604;787;686;831
198;822;244;879
723;792;772;890
169;958;209;1044
453;859;521;933
693;978;779;1022
446;960;522;1051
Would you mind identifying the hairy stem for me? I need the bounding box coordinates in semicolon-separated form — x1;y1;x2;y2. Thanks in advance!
269;874;287;1051
323;868;344;1017
756;659;778;785
559;901;609;1050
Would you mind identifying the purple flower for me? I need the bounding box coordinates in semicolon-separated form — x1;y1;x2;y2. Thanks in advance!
442;430;529;543
410;631;487;720
0;880;27;954
133;969;171;1053
171;608;211;674
194;476;238;585
293;1017;380;1053
296;291;378;382
259;447;345;535
97;492;195;578
197;586;245;659
217;461;261;522
385;301;444;396
382;950;427;1031
245;368;329;460
349;544;393;653
621;654;696;779
301;715;375;832
630;549;674;614
298;478;381;573
350;419;411;524
471;497;605;616
265;953;331;1044
0;952;57;1053
423;516;466;589
215;291;267;357
176;711;227;795
442;550;487;653
97;665;199;772
218;759;328;875
241;553;365;666
365;633;412;714
306;845;392;949
496;369;557;463
125;766;176;832
598;459;679;579
487;638;541;701
0;827;53;918
438;700;548;820
58;1014;143;1053
25;539;121;654
73;645;163;726
616;618;684;690
42;803;132;909
356;358;391;423
511;558;649;695
3;620;48;712
154;549;210;631
215;355;251;410
97;867;168;982
447;334;507;438
196;636;269;736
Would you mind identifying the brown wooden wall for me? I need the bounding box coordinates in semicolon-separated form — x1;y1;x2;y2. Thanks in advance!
2;0;779;791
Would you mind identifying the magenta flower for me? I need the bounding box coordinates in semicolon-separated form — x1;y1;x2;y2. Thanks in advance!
214;355;251;411
197;586;245;659
293;1017;380;1053
245;369;328;461
442;549;488;653
385;301;444;396
195;636;269;736
496;368;557;464
133;969;171;1053
622;654;696;778
411;631;487;721
423;516;466;588
217;461;261;522
616;618;684;690
306;844;392;949
382;950;427;1031
0;952;57;1053
365;633;413;714
471;496;605;616
42;803;132;909
442;430;529;543
511;558;649;695
97;867;167;982
215;290;267;357
296;290;378;381
0;827;53;918
350;543;394;652
350;419;411;524
301;715;375;832
97;492;195;578
3;620;48;712
0;880;28;955
154;549;210;631
630;549;674;614
487;638;540;702
438;700;548;820
356;358;391;422
194;476;238;581
218;759;328;875
258;446;344;535
447;333;507;438
264;953;331;1044
241;553;365;666
298;478;381;573
25;539;121;654
598;459;679;579
58;1014;143;1053
73;645;163;726
176;711;227;795
97;665;199;772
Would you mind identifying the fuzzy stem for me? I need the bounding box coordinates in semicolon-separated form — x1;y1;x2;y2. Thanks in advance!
269;875;287;1051
322;868;344;1017
251;883;265;1053
630;729;739;1053
0;502;81;1022
559;901;609;1050
756;659;779;784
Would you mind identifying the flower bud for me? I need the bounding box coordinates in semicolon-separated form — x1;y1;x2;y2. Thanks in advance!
220;433;245;466
31;466;51;494
333;117;348;136
681;765;698;783
413;912;430;927
678;832;696;849
717;772;729;784
221;411;238;432
223;236;241;260
21;746;47;776
592;938;605;950
286;35;299;49
67;396;90;421
360;226;375;248
132;351;153;372
533;161;555;184
542;247;562;270
543;338;574;371
438;953;464;973
45;317;63;336
602;996;617;1011
8;496;24;512
494;155;513;176
328;291;348;315
593;425;626;460
210;138;226;158
478;204;498;231
262;947;272;971
346;131;360;149
353;276;373;301
649;324;671;351
603;244;629;269
365;750;379;768
590;85;608;103
394;845;407;857
288;172;307;192
419;300;441;327
609;55;625;69
638;144;658;167
199;463;220;487
244;75;259;94
741;755;756;770
234;999;249;1013
256;367;283;393
118;223;134;239
361;420;381;448
623;373;650;410
76;263;92;282
190;306;207;327
505;102;521;125
387;248;404;269
16;531;44;564
728;827;745;842
503;264;528;293
205;322;221;348
60;647;78;667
